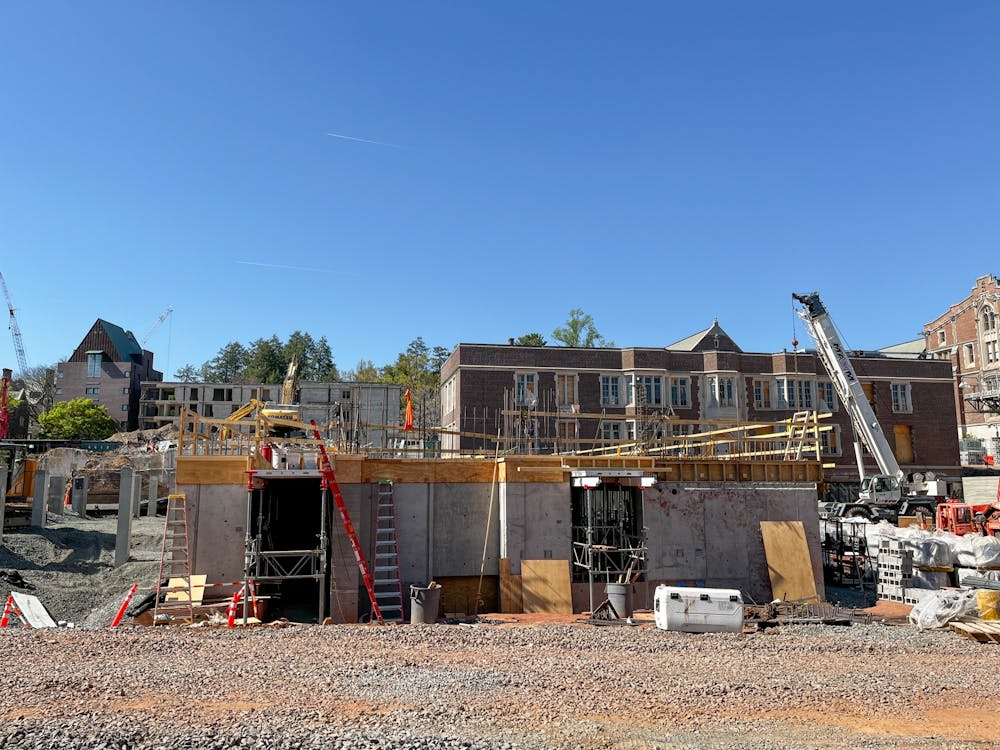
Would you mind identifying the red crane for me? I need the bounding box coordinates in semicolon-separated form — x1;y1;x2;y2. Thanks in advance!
0;272;29;378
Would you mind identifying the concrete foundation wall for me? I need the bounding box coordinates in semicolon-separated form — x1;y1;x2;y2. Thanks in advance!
186;485;246;584
499;482;572;575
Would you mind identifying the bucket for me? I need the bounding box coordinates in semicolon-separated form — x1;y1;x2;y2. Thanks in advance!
604;583;632;618
410;585;442;624
977;590;1000;620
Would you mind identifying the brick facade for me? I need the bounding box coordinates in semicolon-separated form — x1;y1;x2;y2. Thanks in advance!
924;274;1000;454
441;329;960;482
56;319;163;432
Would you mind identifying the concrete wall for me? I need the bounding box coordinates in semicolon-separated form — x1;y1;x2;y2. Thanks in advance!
499;482;572;575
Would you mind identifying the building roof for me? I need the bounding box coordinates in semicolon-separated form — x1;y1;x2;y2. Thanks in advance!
666;320;743;353
877;338;927;359
97;319;144;361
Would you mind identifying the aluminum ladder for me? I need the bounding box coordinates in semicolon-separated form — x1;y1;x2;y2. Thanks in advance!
371;480;405;623
310;422;385;625
152;493;195;624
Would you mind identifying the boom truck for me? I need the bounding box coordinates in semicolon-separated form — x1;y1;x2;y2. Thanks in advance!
793;292;950;521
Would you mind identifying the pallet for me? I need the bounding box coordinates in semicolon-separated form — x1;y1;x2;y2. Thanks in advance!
949;619;1000;643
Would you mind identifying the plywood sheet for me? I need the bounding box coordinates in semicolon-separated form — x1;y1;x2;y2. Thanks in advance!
165;575;207;605
176;457;249;485
521;559;572;614
759;521;818;602
499;558;523;614
432;575;499;616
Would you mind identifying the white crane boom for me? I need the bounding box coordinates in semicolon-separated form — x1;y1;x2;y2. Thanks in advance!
0;271;29;377
141;306;174;346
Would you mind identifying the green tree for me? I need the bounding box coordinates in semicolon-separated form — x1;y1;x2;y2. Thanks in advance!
344;359;379;382
173;364;202;381
514;333;547;346
552;309;614;348
202;342;248;383
243;336;285;384
38;398;116;439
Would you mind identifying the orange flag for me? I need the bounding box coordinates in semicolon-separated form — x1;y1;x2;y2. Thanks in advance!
404;389;414;431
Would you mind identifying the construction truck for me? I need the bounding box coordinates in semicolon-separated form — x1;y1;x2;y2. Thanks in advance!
793;292;951;521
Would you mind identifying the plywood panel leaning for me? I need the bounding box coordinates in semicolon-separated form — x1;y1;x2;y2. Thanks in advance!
759;521;818;602
521;559;572;614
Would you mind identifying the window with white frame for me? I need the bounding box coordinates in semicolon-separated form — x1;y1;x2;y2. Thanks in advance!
965;344;976;367
601;376;621;406
709;376;735;407
777;378;813;409
891;383;912;413
989;341;998;365
87;353;102;378
442;377;456;414
555;373;577;407
669;377;689;408
817;382;838;412
753;379;771;409
820;425;842;456
515;372;537;406
937;330;946;345
624;374;634;406
121;404;129;412
556;420;578;445
625;421;636;441
636;376;663;406
671;423;694;437
983;305;997;331
600;421;622;441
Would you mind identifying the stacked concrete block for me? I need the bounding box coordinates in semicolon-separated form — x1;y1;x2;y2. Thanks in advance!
877;540;923;604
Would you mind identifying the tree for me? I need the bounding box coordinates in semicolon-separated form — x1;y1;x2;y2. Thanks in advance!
202;342;248;383
344;359;379;382
552;309;614;348
38;398;116;439
514;333;547;347
243;336;285;384
173;364;202;381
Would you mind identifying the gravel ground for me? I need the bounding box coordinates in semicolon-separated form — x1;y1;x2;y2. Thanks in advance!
0;621;997;750
0;513;163;627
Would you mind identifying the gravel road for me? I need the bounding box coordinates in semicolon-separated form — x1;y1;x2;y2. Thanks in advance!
1;621;996;750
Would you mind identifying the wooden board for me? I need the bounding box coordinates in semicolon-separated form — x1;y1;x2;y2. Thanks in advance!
499;558;523;614
759;521;818;602
176;457;249;485
950;619;1000;643
521;559;573;614
432;575;499;616
165;575;207;605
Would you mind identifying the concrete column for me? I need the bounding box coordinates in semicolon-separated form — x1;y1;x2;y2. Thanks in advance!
31;469;47;527
146;477;159;517
47;475;65;516
71;476;88;517
131;472;142;519
0;466;7;545
115;467;134;567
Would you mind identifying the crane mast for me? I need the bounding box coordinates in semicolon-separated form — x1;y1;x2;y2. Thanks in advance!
141;305;174;346
793;293;904;484
0;272;29;378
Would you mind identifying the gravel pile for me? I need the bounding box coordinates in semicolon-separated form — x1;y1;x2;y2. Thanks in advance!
0;514;163;627
0;621;995;749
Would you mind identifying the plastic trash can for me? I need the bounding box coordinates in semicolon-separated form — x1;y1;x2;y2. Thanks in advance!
410;585;442;624
604;583;632;618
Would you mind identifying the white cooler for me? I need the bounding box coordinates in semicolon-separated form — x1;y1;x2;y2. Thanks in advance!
653;585;744;633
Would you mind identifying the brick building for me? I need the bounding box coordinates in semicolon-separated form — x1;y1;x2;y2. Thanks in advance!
440;321;960;488
924;274;1000;456
56;319;163;431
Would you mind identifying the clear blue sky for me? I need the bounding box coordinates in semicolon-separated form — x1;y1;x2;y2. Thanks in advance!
1;3;997;378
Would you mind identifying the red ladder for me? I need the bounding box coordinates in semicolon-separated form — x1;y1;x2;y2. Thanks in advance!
311;422;385;625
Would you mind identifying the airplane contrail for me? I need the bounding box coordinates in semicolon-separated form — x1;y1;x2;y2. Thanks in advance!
236;261;335;273
326;132;401;148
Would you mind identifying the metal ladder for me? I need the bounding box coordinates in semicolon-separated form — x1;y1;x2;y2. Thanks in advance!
371;481;405;623
782;411;815;461
311;422;385;625
152;493;195;624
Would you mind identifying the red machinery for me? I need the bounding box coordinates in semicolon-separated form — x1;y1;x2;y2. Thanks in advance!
936;497;1000;537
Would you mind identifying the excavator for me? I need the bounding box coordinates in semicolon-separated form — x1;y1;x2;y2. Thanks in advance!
217;356;303;440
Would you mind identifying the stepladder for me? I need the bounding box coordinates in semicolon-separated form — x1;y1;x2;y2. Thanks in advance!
371;481;404;623
152;493;196;624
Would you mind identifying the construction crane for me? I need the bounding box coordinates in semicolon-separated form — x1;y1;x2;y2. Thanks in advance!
141;306;174;347
0;272;28;377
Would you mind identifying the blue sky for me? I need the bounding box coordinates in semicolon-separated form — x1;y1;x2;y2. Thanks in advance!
1;3;997;378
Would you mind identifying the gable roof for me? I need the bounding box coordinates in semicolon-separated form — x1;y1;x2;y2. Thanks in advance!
877;338;927;359
69;319;144;363
667;320;743;353
98;319;143;361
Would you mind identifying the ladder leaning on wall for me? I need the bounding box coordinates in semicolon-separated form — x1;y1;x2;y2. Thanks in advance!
152;493;195;624
371;481;405;623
